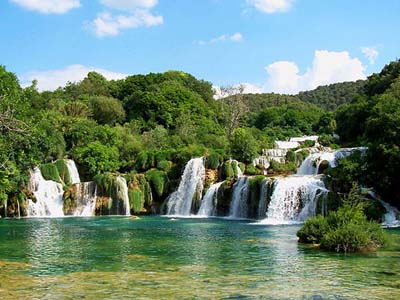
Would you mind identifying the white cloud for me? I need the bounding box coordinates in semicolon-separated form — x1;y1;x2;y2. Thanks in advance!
197;33;244;45
246;0;293;14
20;64;128;91
100;0;158;10
87;0;162;37
10;0;80;14
88;10;163;37
361;46;379;64
263;50;366;94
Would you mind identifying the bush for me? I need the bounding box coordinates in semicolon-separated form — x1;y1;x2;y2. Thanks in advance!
297;185;388;253
297;215;329;244
40;163;61;183
205;153;220;170
222;161;234;179
285;150;296;163
157;160;172;172
245;163;257;175
135;151;149;171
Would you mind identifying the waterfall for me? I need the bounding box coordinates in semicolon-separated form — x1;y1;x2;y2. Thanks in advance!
258;178;270;219
297;148;368;176
4;200;7;218
368;191;400;228
259;176;328;224
229;177;250;219
73;182;97;217
66;159;81;184
116;176;130;216
27;168;65;218
197;182;223;217
166;158;205;216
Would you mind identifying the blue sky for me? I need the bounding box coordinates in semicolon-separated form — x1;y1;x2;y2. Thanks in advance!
1;0;399;93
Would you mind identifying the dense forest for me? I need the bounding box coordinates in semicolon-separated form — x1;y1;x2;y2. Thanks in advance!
0;59;399;215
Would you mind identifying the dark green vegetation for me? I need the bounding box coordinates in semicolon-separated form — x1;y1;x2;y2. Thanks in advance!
298;186;387;253
1;59;400;216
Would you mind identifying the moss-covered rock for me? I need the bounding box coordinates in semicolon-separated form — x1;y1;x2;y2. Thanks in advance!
54;159;72;185
40;163;62;183
205;169;218;189
216;180;234;216
145;169;167;198
205;153;221;170
222;161;234;180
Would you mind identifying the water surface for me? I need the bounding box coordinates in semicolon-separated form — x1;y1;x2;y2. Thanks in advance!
0;217;399;299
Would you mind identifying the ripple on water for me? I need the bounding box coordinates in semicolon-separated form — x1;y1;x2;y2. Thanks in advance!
0;217;399;299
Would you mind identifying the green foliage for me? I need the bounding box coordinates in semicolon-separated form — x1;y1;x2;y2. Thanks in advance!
245;164;258;176
89;96;126;125
145;169;167;197
297;215;329;244
222;161;234;179
205;153;221;170
157;160;172;172
298;80;366;111
297;186;388;253
268;160;297;174
74;141;120;176
54;159;71;185
40;163;61;183
285;150;296;163
230;128;258;163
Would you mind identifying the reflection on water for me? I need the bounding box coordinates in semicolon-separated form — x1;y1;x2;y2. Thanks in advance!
0;217;399;299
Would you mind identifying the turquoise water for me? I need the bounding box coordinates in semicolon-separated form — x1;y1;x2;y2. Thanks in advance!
0;217;399;299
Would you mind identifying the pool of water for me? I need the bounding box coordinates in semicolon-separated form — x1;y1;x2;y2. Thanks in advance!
0;217;399;299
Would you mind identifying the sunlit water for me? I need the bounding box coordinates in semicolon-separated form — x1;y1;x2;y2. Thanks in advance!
0;217;399;299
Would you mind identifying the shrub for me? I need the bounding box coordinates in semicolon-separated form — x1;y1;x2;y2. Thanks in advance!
157;160;172;172
40;163;61;183
245;163;257;175
205;153;220;170
135;151;149;171
222;161;234;179
285;150;296;163
297;185;388;253
297;215;329;244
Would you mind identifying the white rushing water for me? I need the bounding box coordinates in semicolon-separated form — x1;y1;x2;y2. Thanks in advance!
116;176;130;216
197;182;224;217
230;159;243;178
73;182;97;217
166;158;205;216
368;191;400;228
229;177;250;219
297;148;368;176
259;176;328;225
4;200;7;218
66;159;81;184
27;168;65;218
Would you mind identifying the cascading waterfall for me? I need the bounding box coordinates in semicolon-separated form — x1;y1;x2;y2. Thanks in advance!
368;191;400;228
4;200;7;218
258;178;270;219
116;176;130;216
229;177;250;219
73;182;97;217
27;168;65;218
166;158;205;216
197;182;224;217
259;176;328;224
297;148;368;176
66;159;81;184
